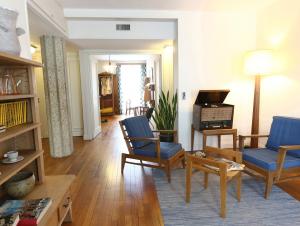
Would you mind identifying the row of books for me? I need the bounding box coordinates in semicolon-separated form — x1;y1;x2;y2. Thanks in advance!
0;125;6;133
0;198;52;226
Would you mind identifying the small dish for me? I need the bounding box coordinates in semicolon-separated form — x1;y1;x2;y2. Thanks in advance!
2;156;24;164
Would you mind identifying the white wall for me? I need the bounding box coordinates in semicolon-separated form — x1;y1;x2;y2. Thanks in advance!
161;46;174;95
32;50;49;138
67;52;84;136
67;19;176;40
177;12;257;150
255;0;300;135
0;0;31;58
79;51;101;139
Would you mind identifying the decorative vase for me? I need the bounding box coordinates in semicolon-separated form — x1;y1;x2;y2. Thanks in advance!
0;7;25;56
4;171;35;198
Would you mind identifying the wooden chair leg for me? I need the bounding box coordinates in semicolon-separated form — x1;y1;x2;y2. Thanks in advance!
181;158;186;168
265;172;274;199
236;172;241;202
165;162;171;183
220;172;227;218
204;172;209;189
186;158;192;203
121;154;126;174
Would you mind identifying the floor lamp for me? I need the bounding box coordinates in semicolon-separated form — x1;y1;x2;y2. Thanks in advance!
244;50;274;148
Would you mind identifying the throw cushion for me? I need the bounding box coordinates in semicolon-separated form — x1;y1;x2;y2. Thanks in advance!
266;116;300;158
243;148;300;171
133;142;182;159
123;116;154;148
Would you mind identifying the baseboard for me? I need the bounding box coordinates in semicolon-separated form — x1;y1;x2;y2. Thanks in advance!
72;128;83;137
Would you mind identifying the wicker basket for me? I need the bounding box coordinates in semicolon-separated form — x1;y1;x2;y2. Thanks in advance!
0;101;27;128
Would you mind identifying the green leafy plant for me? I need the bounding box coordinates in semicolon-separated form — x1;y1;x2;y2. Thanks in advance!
152;91;178;130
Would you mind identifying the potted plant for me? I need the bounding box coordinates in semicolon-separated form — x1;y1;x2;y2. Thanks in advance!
152;91;178;142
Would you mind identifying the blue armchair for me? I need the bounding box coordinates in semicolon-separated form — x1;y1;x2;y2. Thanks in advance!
119;116;185;182
239;116;300;199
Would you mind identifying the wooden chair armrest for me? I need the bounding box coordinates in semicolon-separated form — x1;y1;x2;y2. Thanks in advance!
275;145;300;182
152;130;177;134
204;146;242;163
239;134;269;139
152;130;178;143
280;145;300;150
238;134;269;151
127;137;159;142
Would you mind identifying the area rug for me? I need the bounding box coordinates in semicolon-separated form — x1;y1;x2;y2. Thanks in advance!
153;168;300;226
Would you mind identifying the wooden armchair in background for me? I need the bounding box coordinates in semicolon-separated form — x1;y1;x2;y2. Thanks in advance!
119;116;185;182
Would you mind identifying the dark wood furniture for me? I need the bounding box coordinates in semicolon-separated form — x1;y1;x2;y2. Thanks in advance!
187;128;241;218
99;72;119;115
192;90;234;131
119;116;185;182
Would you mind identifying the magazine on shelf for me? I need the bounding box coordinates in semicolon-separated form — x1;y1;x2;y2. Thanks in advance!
0;198;52;226
204;158;245;172
0;213;19;226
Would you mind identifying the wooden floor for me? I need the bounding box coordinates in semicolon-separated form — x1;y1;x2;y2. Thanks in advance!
43;116;163;226
43;115;300;226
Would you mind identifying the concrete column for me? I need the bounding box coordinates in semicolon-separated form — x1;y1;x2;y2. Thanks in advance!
40;36;73;157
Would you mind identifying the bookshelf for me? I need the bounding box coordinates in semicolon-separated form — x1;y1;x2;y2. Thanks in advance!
0;52;75;225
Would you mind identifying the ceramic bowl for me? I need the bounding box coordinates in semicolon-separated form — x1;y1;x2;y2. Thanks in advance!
4;171;35;198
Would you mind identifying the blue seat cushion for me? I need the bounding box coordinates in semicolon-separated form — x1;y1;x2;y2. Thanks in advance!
133;142;182;159
266;116;300;158
243;148;300;171
123;116;154;148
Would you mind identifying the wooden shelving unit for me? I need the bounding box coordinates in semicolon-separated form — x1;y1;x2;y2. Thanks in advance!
0;150;43;185
0;123;40;143
0;94;36;101
0;52;75;225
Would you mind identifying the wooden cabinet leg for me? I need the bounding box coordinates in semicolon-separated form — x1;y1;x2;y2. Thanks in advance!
236;172;241;202
191;125;195;151
220;172;227;218
186;158;192;203
204;172;209;189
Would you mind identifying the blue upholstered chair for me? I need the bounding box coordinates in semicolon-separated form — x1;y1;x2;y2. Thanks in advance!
119;116;185;182
239;116;300;199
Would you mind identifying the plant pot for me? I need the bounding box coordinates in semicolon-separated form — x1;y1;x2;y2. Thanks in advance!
4;171;35;198
159;133;174;143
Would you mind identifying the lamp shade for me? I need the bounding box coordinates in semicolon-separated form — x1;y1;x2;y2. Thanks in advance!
244;50;274;76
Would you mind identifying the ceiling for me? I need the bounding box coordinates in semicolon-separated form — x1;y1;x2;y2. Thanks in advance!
95;54;155;61
59;0;278;11
69;39;173;50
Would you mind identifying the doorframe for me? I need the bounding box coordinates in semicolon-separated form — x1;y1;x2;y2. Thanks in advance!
79;49;163;140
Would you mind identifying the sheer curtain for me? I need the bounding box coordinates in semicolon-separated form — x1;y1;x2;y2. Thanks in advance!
119;64;146;114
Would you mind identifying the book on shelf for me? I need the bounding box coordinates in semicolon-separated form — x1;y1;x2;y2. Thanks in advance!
0;213;19;226
0;125;6;133
0;198;52;226
204;158;245;172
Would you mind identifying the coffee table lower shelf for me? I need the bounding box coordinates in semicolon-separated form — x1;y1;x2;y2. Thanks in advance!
24;175;75;226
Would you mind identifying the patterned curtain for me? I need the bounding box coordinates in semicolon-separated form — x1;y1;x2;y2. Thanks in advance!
115;64;122;114
140;64;147;106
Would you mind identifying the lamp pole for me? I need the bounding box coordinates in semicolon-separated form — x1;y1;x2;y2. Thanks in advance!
251;75;261;148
